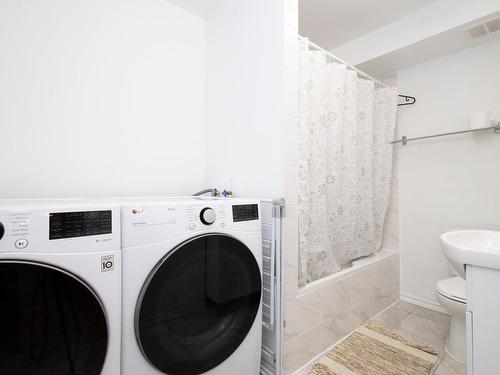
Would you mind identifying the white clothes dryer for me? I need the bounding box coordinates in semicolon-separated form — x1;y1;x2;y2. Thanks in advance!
120;197;262;375
0;200;121;375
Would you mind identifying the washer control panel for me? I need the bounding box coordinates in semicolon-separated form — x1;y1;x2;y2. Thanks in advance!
49;210;112;240
0;203;120;253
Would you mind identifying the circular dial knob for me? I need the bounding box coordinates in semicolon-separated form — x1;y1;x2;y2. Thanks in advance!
0;222;4;240
200;207;216;225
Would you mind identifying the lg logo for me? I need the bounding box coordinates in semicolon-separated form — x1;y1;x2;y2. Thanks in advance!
101;255;114;272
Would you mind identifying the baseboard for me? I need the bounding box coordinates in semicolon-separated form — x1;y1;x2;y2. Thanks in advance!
400;292;448;314
291;327;353;375
371;299;400;320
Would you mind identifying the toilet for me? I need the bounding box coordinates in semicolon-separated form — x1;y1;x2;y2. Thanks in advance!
435;276;467;363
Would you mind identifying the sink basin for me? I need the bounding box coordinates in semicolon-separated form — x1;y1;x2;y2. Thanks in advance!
441;230;500;278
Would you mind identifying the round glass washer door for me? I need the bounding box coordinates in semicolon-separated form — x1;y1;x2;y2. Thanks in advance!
136;234;262;375
0;261;108;375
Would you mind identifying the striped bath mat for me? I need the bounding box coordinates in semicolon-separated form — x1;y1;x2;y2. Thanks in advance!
308;321;439;375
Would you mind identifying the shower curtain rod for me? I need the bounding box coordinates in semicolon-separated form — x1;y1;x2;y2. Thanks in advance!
303;38;388;88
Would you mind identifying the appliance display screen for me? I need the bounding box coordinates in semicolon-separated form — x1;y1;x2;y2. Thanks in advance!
49;211;112;240
232;204;259;222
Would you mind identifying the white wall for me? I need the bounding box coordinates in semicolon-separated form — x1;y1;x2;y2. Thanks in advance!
204;0;285;198
397;38;500;308
0;0;205;198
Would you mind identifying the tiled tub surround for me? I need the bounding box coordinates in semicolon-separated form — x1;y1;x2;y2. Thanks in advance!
381;149;399;251
283;250;399;374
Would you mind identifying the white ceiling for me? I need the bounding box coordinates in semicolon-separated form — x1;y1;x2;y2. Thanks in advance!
167;0;222;18
299;0;439;50
357;12;500;77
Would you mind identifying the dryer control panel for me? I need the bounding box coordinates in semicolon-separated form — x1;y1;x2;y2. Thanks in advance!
121;198;261;248
232;204;259;222
0;201;120;253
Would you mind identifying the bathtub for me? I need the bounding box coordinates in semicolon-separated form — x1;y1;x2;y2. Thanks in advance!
284;248;400;374
299;248;399;295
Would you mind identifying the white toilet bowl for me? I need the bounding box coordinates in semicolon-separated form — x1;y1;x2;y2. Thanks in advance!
435;276;467;364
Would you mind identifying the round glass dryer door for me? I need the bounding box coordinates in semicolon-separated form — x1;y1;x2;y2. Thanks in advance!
136;234;262;375
0;262;108;375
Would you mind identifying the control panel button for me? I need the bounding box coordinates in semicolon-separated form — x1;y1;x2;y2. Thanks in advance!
188;223;196;231
15;238;28;249
200;207;216;225
220;221;226;228
0;222;4;240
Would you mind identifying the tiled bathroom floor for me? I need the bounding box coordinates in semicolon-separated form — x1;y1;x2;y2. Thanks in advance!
373;301;465;375
298;300;466;375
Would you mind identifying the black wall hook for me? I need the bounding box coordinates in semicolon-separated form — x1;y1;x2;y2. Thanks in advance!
398;95;416;106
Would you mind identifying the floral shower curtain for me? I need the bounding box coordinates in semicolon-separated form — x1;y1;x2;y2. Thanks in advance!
298;37;398;285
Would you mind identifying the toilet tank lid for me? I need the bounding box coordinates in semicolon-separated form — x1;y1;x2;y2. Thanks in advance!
436;277;466;302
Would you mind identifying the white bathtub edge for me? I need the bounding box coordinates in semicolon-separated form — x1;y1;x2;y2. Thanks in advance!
297;248;399;297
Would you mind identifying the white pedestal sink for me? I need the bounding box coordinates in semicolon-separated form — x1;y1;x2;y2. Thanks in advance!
440;230;500;375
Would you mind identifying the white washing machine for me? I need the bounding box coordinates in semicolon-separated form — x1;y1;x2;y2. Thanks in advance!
0;200;121;375
120;197;262;375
